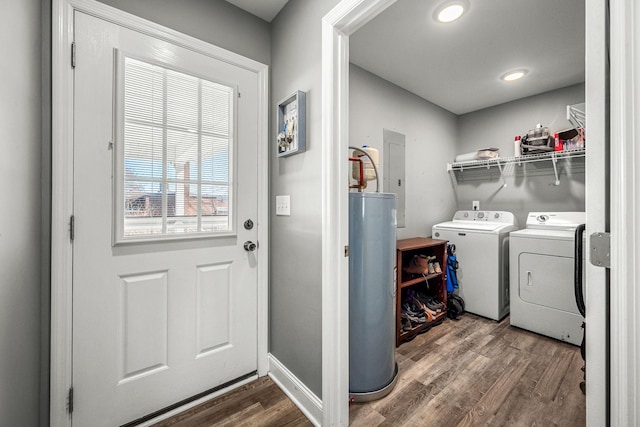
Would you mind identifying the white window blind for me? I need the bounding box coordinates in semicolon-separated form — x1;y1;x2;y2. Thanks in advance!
120;56;234;240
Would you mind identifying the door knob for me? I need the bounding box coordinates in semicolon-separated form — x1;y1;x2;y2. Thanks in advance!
243;241;257;252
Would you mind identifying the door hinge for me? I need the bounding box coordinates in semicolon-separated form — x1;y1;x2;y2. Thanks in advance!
344;245;349;257
71;42;76;68
590;232;610;268
69;215;75;241
67;386;74;414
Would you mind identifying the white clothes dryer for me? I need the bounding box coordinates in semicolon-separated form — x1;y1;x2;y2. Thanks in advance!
432;210;518;321
509;212;585;345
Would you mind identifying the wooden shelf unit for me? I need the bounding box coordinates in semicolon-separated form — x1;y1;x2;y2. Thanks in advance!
396;237;448;346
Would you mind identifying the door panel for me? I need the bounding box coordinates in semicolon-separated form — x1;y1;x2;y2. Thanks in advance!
119;271;169;383
383;129;406;228
196;263;232;355
72;12;258;426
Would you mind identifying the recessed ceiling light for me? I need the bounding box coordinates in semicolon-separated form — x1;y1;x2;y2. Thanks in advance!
434;1;469;23
501;69;529;82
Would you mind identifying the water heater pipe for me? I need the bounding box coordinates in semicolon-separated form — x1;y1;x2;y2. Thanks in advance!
349;157;366;191
349;146;380;192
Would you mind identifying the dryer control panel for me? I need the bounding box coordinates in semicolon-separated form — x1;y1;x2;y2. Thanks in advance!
452;210;517;225
525;212;585;230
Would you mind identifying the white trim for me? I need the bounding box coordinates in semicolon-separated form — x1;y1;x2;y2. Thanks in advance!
65;0;267;72
50;1;75;425
256;65;270;378
51;0;269;424
268;354;322;427
584;0;609;425
321;1;397;425
610;0;640;425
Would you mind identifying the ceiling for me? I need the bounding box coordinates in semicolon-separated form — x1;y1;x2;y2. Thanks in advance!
350;0;585;115
224;0;288;22
227;0;585;115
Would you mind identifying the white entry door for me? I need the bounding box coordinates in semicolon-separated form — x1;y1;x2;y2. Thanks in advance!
72;11;259;426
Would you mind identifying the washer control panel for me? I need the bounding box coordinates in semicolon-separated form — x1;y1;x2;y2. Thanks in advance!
453;210;516;224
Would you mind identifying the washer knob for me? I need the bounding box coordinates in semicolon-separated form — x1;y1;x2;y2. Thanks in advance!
494;213;500;219
477;212;485;219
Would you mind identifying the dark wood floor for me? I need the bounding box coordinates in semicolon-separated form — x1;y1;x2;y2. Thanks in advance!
151;376;313;427
154;314;586;426
350;314;586;427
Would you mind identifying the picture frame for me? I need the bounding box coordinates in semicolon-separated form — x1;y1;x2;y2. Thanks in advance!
277;90;306;157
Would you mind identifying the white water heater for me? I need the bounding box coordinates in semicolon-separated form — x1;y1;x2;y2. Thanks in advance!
351;146;379;182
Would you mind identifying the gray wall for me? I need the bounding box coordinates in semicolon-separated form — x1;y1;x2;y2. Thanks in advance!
349;65;458;238
0;0;44;425
348;69;585;230
97;0;271;65
455;84;585;225
269;0;341;398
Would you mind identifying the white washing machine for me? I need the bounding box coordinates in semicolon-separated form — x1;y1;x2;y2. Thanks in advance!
432;210;518;321
509;212;585;345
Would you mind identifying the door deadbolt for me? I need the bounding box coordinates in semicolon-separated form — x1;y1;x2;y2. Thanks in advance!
244;219;254;230
243;241;257;252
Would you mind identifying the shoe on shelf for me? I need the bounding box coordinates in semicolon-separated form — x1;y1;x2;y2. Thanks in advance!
405;311;426;324
414;291;444;314
430;298;445;312
404;254;430;275
424;306;438;318
433;261;442;274
410;296;434;321
424;309;434;322
402;301;421;316
424;298;442;313
410;300;425;315
402;302;426;323
401;315;413;332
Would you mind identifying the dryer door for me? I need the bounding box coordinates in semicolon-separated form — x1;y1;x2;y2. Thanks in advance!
518;252;580;315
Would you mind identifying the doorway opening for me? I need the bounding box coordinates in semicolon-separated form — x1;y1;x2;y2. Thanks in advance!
321;0;608;425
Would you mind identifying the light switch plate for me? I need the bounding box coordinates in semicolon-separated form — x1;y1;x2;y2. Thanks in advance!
276;195;291;216
472;200;480;211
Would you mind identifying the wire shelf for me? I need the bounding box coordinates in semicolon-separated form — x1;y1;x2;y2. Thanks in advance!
447;148;585;172
447;148;585;186
567;102;586;131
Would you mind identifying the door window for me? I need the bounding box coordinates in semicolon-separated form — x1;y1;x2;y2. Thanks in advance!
115;55;235;242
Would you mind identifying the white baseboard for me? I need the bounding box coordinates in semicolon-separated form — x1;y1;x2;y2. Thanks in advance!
268;354;322;426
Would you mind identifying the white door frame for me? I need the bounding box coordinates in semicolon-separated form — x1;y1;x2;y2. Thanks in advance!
322;0;616;426
609;0;640;425
321;0;397;425
50;1;269;425
584;0;609;425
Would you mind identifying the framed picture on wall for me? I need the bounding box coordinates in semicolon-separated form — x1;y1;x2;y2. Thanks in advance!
277;90;306;157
